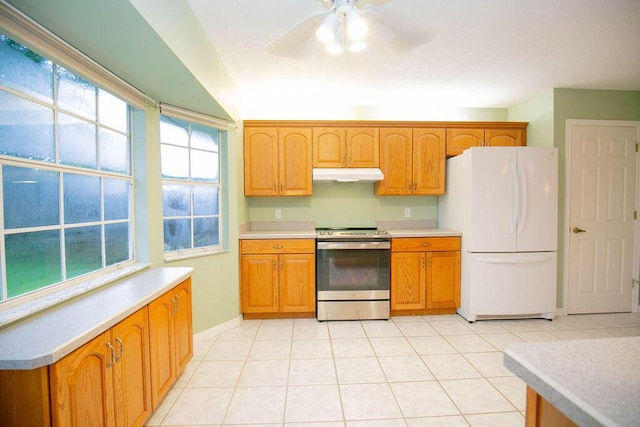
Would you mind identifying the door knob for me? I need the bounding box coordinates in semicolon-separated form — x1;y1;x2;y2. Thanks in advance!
572;227;586;233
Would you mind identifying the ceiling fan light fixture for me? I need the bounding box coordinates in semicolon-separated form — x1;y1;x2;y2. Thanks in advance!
326;43;344;55
316;12;340;44
345;8;367;41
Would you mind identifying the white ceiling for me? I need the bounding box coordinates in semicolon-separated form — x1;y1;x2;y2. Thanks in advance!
187;0;640;117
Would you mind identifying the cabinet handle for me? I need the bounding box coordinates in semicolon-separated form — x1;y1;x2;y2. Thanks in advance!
422;256;425;268
175;294;182;312
272;245;283;249
273;183;276;191
170;297;177;315
428;257;432;268
413;183;417;190
421;243;431;247
106;342;116;368
274;261;277;270
280;261;284;270
115;337;124;361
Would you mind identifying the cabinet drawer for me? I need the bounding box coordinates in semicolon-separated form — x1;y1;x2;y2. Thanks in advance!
241;239;315;254
392;237;461;252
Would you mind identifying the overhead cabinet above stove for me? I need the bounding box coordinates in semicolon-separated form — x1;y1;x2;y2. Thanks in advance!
243;121;528;197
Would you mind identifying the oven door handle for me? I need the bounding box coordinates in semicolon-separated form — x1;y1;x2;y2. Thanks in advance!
317;241;391;250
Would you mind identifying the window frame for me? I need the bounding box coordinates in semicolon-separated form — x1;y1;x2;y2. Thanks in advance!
160;111;226;260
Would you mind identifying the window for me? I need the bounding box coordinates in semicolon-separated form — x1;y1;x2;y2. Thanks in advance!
0;34;133;301
160;115;222;256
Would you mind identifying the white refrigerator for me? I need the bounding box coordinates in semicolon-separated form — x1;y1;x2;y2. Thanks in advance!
439;147;558;322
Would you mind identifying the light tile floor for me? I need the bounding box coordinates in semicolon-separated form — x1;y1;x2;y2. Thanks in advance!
146;313;640;426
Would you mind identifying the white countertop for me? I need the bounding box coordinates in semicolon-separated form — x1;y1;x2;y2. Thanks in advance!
239;228;461;239
385;228;461;237
504;337;640;426
0;267;193;370
239;229;316;239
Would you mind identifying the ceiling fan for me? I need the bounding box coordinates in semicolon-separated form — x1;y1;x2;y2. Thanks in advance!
266;0;410;57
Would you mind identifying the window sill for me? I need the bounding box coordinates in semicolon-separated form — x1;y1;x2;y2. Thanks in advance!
164;247;230;262
0;262;151;328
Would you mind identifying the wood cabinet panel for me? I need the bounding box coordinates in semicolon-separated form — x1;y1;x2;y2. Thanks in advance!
149;279;193;409
485;129;525;147
50;331;114;427
426;251;460;309
392;237;461;252
241;239;316;317
391;237;461;315
446;128;484;157
0;368;50;427
111;307;152;427
241;254;279;313
241;239;315;254
279;254;315;313
413;128;445;194
313;127;345;167
377;128;413;195
346;127;379;167
0;281;191;427
391;252;426;310
244;128;278;196
279;128;312;196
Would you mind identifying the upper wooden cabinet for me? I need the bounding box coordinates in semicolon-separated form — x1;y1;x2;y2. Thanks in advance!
244;127;312;196
376;128;445;195
446;127;526;157
312;127;379;168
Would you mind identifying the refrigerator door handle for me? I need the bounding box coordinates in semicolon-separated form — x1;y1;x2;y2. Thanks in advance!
477;254;554;264
510;165;519;233
517;163;528;232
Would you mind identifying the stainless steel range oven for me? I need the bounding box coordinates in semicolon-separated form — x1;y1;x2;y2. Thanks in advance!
316;228;391;321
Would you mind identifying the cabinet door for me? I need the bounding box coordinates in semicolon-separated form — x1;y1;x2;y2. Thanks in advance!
279;128;312;196
346;127;379;168
446;128;484;157
148;292;176;409
313;127;345;167
50;331;114;427
391;252;425;310
111;307;151;427
279;253;315;312
485;129;524;147
413;128;445;195
241;254;279;313
244;128;278;196
376;128;413;195
426;251;461;309
173;280;193;375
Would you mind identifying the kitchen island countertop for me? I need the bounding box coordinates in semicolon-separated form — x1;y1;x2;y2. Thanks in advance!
504;336;640;426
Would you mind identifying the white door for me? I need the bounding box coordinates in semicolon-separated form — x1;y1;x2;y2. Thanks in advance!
516;147;558;252
567;123;637;314
468;148;518;252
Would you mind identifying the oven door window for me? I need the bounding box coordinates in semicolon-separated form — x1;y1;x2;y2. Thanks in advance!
317;249;390;292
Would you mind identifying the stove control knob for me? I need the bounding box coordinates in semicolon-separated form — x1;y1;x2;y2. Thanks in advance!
328;230;333;235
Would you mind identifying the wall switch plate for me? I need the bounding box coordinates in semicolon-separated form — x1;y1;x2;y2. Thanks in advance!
404;208;411;218
275;209;282;219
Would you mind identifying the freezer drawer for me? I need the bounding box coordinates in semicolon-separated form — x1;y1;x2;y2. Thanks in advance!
459;252;557;322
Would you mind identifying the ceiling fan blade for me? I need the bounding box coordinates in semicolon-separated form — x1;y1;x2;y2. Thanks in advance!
361;8;430;53
266;10;329;57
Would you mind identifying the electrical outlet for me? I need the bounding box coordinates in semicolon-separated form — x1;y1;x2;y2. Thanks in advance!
275;209;282;219
404;207;411;218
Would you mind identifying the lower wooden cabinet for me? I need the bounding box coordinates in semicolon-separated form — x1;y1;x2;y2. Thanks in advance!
241;239;315;318
0;278;192;427
391;237;461;315
149;279;193;409
50;306;151;427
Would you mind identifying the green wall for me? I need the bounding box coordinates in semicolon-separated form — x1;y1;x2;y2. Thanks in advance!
510;88;640;309
552;89;640;308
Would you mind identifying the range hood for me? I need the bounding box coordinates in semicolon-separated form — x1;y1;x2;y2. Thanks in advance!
312;168;384;183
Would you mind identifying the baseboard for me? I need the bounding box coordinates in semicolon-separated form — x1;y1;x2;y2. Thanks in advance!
193;315;243;341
